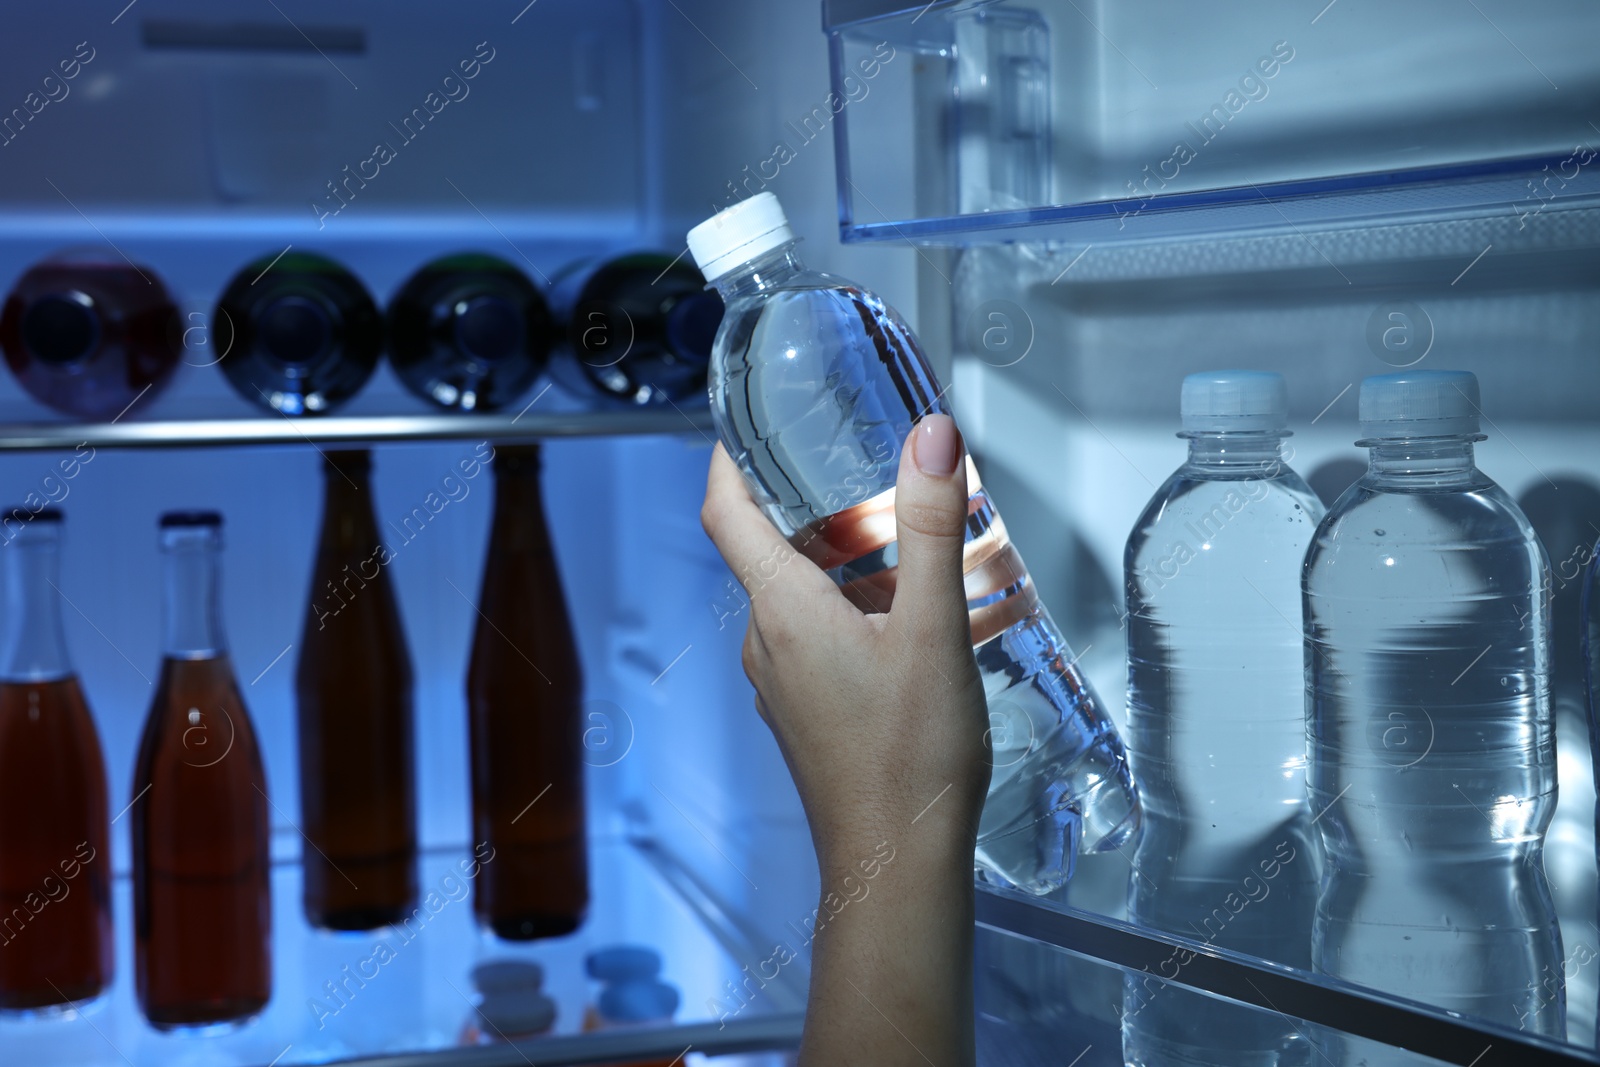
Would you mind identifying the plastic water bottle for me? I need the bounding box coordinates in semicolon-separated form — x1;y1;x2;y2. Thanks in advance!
1122;372;1323;1066
1305;370;1561;1061
687;193;1137;893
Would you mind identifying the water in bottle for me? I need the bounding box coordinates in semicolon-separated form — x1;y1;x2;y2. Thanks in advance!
1123;372;1322;1066
1305;370;1560;1062
686;193;1137;892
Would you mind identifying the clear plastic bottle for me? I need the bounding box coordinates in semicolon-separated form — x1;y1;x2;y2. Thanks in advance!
1122;372;1322;1067
687;193;1137;892
1305;371;1561;1061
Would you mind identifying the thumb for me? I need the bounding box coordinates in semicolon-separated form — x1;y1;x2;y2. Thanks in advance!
888;414;972;646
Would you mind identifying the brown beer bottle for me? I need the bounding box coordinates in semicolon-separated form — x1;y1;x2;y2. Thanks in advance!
131;512;271;1029
295;449;418;930
0;509;112;1013
467;445;587;939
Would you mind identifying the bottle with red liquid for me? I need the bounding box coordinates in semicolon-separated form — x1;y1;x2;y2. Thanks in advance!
467;445;587;939
295;449;418;930
131;512;271;1029
0;253;181;419
0;509;112;1014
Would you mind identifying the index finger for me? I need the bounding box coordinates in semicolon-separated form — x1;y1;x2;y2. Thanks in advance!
701;443;834;601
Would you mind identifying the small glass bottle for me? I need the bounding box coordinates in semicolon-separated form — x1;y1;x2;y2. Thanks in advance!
295;450;418;930
387;253;553;412
214;252;382;416
467;445;587;939
549;252;722;406
458;959;555;1045
131;512;272;1029
0;253;180;419
0;509;112;1013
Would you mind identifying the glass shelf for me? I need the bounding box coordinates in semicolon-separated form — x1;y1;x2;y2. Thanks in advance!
824;0;1600;245
975;884;1599;1067
0;838;803;1067
0;408;715;452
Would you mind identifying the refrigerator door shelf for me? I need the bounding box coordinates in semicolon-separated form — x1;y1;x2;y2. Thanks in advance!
976;886;1599;1067
825;0;1600;245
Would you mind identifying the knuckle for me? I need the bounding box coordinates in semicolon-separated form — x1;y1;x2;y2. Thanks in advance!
897;497;968;541
740;628;763;685
699;496;725;540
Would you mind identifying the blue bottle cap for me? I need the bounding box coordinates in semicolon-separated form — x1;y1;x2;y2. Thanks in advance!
598;979;680;1024
476;990;556;1037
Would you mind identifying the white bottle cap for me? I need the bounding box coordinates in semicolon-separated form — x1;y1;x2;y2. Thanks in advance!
687;193;795;283
1358;370;1481;440
1180;370;1288;433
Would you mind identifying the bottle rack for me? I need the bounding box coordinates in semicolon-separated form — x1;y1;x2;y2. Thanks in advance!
0;407;715;452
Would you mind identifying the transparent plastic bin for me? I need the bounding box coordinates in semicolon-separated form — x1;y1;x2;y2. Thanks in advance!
824;0;1600;244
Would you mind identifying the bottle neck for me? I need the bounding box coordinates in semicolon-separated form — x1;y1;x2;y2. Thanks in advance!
322;454;377;543
162;530;226;658
492;447;551;550
0;525;72;682
709;242;806;301
1363;435;1481;488
1181;430;1289;474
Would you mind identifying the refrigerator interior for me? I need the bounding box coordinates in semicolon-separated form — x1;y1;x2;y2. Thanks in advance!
1;0;1598;1064
0;1;920;1063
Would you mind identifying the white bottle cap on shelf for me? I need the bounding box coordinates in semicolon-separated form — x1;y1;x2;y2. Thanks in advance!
687;192;795;283
1180;370;1288;433
1358;370;1481;439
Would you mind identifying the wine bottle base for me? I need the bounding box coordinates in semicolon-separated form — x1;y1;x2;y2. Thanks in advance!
306;902;419;933
481;912;584;942
141;997;269;1032
0;984;106;1017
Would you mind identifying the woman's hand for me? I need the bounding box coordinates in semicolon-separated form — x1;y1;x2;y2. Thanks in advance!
701;413;988;1067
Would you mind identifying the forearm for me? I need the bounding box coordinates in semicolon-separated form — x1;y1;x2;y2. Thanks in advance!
799;835;977;1067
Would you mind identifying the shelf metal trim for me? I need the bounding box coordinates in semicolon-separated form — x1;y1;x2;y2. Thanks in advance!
976;886;1597;1066
0;409;716;452
316;1012;804;1067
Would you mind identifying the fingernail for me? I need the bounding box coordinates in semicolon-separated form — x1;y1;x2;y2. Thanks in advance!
913;415;960;477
